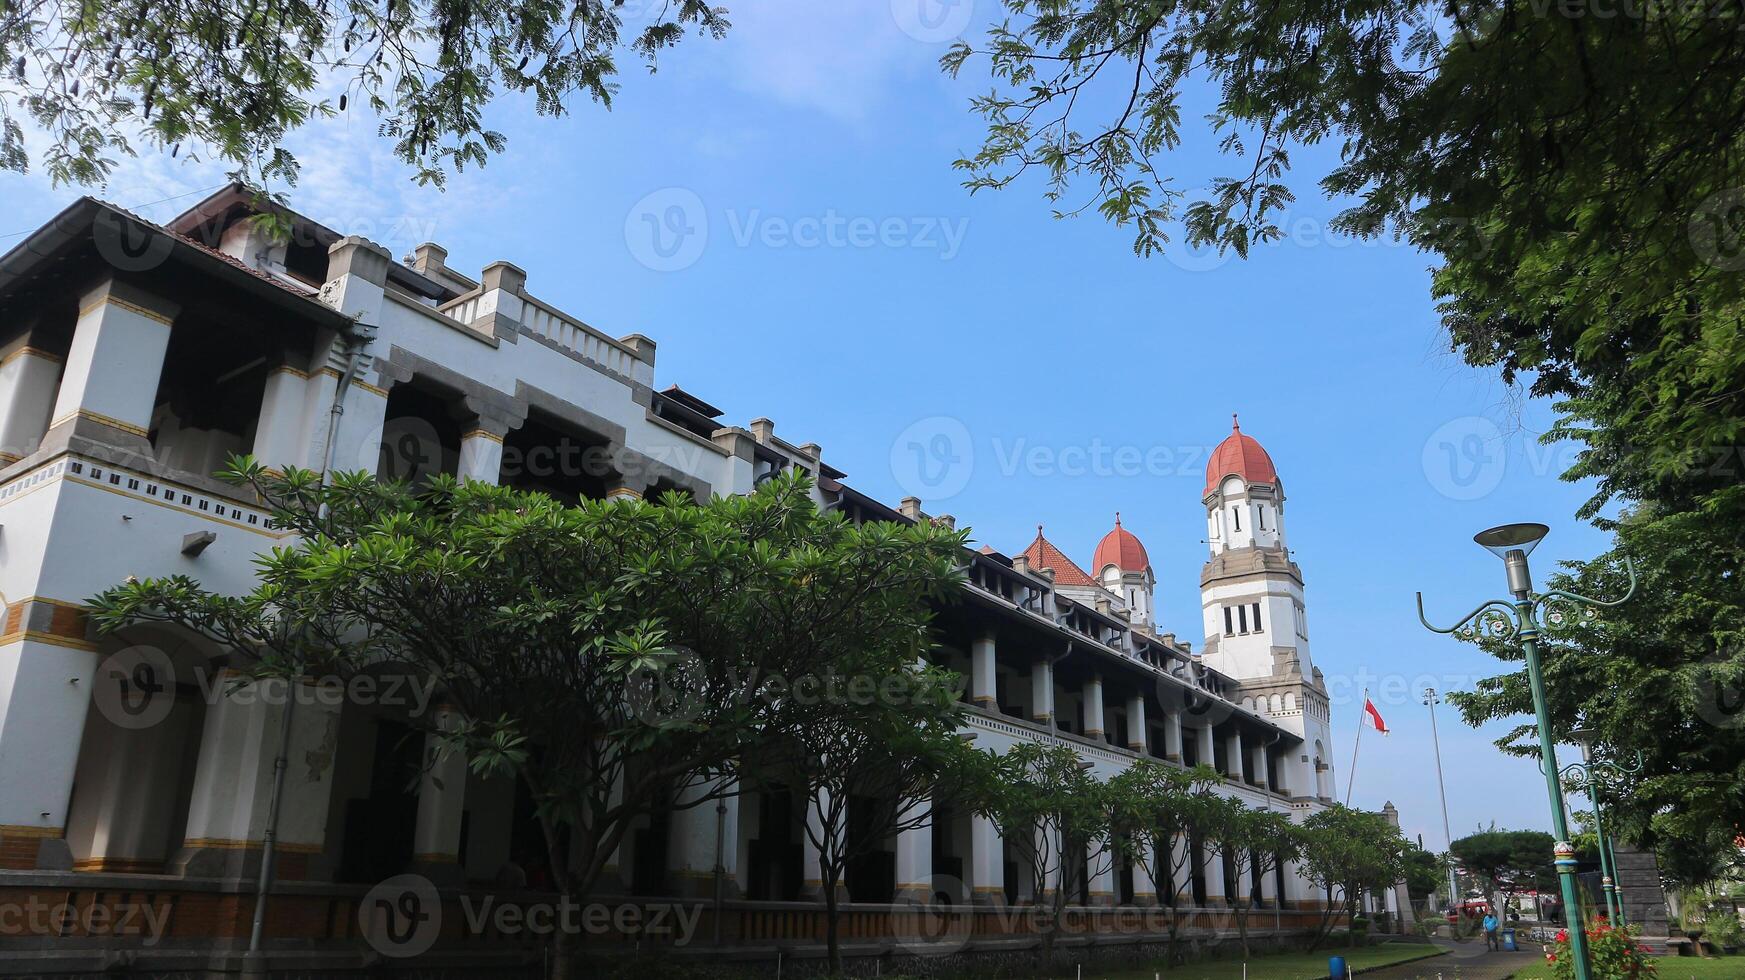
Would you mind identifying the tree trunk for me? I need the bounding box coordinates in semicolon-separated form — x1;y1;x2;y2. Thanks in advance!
824;869;843;974
1235;897;1251;958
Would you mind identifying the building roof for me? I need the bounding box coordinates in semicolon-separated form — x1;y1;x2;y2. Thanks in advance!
1204;414;1278;495
1092;514;1150;573
1018;526;1098;587
0;196;352;332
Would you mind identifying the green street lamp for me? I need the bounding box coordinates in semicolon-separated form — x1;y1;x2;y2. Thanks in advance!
1416;522;1635;980
1564;730;1646;927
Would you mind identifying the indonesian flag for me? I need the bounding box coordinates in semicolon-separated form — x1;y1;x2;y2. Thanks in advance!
1363;697;1390;734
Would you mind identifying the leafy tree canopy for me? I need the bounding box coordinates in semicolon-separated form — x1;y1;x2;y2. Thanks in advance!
1449;828;1556;906
0;0;728;186
90;461;967;921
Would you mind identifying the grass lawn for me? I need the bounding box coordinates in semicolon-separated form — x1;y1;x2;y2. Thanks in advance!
1506;954;1742;979
1071;942;1448;980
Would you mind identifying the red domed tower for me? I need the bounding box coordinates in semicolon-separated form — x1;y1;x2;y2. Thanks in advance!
1199;414;1334;799
1092;514;1157;629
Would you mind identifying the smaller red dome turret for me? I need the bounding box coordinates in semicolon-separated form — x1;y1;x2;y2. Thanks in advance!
1093;514;1150;573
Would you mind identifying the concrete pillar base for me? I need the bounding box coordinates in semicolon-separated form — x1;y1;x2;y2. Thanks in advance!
410;856;467;887
799;881;851;904
672;871;742;901
970;886;1007;907
172;842;328;882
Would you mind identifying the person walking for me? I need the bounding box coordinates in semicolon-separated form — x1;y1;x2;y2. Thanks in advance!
1482;911;1500;951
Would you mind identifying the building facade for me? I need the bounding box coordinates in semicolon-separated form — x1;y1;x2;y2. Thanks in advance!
0;187;1358;973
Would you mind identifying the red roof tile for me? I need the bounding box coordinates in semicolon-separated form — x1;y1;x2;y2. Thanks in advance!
1018;526;1097;586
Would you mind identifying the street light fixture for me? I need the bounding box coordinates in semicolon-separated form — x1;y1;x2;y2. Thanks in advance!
1417;523;1636;980
1564;728;1646;927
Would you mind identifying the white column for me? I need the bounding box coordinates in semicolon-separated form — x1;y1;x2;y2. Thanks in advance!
970;633;997;710
1131;845;1157;906
1088;843;1115;906
1030;658;1054;724
1036;824;1062;901
1082;674;1105;739
970;814;1005;906
458;428;505;483
49;280;177;444
1197;723;1216;771
250;365;314;469
1163;710;1184;762
668;775;738;899
1168;835;1193;906
65;682;201;872
894;809;933;903
412;707;468;880
1251;742;1271;790
176;673;342;879
0;630;101;869
0;346;63;464
1201;839;1226;906
1259;858;1280;908
1126;693;1148;753
1225;729;1245;780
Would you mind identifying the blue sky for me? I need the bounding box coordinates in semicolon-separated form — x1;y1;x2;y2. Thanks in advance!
0;0;1619;850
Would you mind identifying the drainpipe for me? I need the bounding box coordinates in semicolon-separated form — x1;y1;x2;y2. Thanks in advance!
245;325;371;971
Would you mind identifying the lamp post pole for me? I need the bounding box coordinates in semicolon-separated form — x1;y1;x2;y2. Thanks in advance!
1423;688;1460;912
1564;736;1646;928
1417;523;1636;980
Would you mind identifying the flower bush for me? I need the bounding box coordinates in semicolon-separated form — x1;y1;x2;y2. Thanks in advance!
1544;919;1657;979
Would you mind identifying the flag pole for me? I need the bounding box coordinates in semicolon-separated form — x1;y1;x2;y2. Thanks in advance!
1345;688;1367;805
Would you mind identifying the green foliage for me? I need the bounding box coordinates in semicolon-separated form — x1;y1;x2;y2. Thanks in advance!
0;0;728;187
1298;804;1410;948
1402;844;1446;902
769;660;993;971
969;741;1115;959
90;460;967;906
1449;828;1556;912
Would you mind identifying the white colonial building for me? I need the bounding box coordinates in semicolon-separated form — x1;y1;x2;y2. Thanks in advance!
0;186;1368;973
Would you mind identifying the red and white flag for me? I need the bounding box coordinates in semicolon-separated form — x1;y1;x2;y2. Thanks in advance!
1363;697;1390;735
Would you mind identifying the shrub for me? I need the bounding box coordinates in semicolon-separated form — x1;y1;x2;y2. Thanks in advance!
1543;919;1656;980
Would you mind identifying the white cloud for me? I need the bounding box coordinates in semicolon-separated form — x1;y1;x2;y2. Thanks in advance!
706;0;973;119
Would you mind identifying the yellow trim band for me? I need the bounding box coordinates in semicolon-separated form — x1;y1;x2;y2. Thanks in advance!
78;296;175;326
49;410;150;438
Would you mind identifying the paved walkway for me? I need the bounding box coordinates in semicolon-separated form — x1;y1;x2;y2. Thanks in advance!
1353;939;1540;980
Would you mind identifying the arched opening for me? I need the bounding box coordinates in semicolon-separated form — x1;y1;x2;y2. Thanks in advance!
376;380;463;483
64;627;215;874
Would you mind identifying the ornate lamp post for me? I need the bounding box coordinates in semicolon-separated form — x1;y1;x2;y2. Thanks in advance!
1417;523;1635;980
1564;730;1645;927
